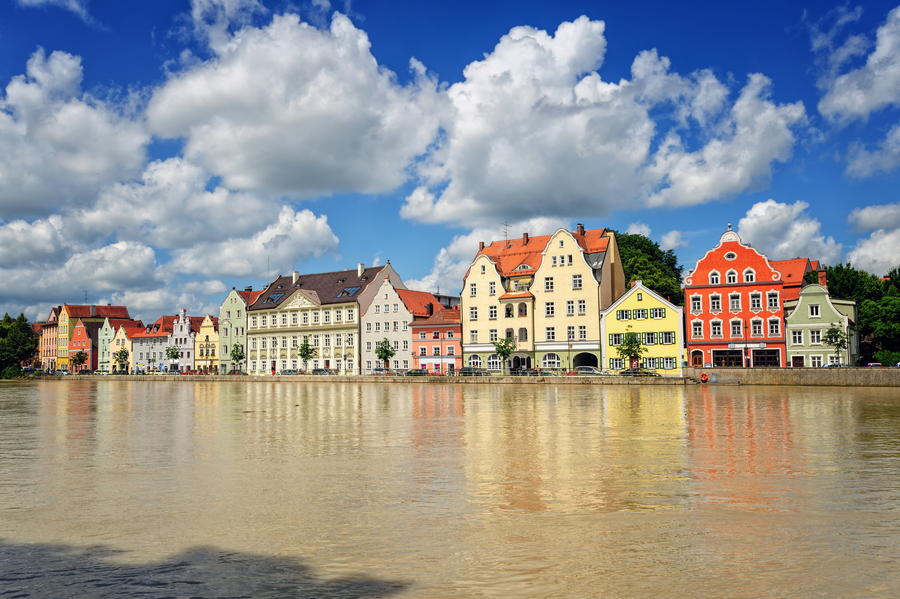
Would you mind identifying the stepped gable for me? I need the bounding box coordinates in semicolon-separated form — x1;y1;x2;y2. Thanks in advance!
249;266;386;310
396;289;441;317
65;305;130;319
475;227;609;276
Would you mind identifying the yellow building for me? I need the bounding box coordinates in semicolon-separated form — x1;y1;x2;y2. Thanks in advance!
600;280;684;375
56;305;131;371
194;315;220;373
461;224;625;372
108;322;144;373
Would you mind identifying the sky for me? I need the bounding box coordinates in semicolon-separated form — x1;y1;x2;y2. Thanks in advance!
0;0;898;323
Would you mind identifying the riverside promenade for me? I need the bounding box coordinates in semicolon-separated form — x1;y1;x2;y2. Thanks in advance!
22;368;900;387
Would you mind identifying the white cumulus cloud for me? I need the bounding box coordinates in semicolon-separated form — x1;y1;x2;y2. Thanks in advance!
737;199;842;264
846;228;900;275
148;12;443;199
660;230;687;251
846;124;900;177
848;201;900;231
626;222;652;236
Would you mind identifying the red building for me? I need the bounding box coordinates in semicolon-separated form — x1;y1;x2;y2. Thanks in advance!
410;307;462;375
685;226;789;368
68;318;102;372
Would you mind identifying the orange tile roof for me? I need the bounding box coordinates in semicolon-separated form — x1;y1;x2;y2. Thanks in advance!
119;322;146;338
410;307;460;327
771;258;812;284
475;227;609;276
499;291;534;300
396;289;441;317
65;305;130;319
237;289;264;305
131;316;177;339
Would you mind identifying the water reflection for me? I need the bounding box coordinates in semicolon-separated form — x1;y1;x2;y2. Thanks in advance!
1;381;899;596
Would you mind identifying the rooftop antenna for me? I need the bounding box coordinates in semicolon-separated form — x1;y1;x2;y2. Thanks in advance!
503;221;509;242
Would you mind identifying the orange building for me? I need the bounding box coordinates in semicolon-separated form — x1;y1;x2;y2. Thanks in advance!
68;318;103;372
39;306;61;370
410;307;462;375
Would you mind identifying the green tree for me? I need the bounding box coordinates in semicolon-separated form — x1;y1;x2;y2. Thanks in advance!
823;325;848;365
297;340;316;372
165;346;180;371
0;313;38;372
615;232;684;304
113;348;130;373
615;331;647;369
492;336;516;375
229;344;246;372
72;350;88;372
817;263;883;303
374;338;395;370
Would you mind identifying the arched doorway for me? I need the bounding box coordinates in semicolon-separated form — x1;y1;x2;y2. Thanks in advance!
511;354;532;371
691;350;703;367
572;352;598;368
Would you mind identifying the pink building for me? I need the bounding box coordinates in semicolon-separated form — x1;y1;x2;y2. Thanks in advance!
410;307;462;375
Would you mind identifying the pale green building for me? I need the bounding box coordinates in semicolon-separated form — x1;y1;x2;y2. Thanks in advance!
785;283;858;367
218;287;261;373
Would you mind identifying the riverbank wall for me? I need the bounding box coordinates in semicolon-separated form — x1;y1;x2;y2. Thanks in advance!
683;366;900;387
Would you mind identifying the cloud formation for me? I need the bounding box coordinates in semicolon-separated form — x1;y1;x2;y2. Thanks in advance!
737;199;842;265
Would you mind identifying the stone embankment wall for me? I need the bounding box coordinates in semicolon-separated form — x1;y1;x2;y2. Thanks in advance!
27;374;685;385
684;367;900;387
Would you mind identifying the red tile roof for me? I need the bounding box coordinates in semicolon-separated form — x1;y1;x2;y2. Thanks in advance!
475;227;609;276
118;322;146;338
499;291;534;300
396;289;441;317
237;289;264;305
772;258;814;301
64;305;130;319
131;316;176;339
410;307;460;327
32;323;44;334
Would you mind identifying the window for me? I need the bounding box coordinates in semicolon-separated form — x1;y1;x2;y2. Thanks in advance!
730;320;742;337
291;312;298;325
767;292;779;310
661;331;675;344
609;333;623;345
609;358;624;370
566;300;574;316
489;329;498;342
633;309;648;320
544;277;554;292
792;330;803;344
374;322;381;332
468;355;482;367
545;302;555;317
432;346;441;356
567;325;575;340
751;319;763;337
313;312;320;324
572;274;582;290
726;270;738;284
711;320;723;337
690;295;701;313
552;256;558;267
637;292;643;301
469;330;478;343
559;240;564;248
393;304;399;313
578;325;587;340
469;283;477;297
750;293;762;311
729;294;741;311
480;265;486;274
811;355;823;368
367;341;373;351
447;331;454;339
810;329;821;344
447;347;455;356
302;312;309;324
710;295;721;313
542;353;561;368
663;357;677;369
489;305;497;320
347;309;354;322
419;347;427;356
545;327;556;341
578;300;586;315
487;354;501;371
642;332;657;345
691;321;702;338
709;271;720;285
809;304;820;318
335;310;342;322
650;308;666;319
744;269;755;283
489;282;496;296
281;313;287;325
616;309;631;320
323;311;331;324
261;315;267;327
469;307;478;320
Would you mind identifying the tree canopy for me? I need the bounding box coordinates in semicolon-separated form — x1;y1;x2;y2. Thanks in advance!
0;313;38;376
615;232;683;304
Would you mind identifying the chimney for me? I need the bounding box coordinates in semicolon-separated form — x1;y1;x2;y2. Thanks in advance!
523;232;529;245
292;271;299;284
479;241;485;250
357;263;364;277
576;223;585;235
818;270;827;287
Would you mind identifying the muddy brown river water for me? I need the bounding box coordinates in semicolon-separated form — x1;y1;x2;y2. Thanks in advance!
1;380;899;597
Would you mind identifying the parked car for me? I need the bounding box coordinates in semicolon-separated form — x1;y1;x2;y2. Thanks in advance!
227;370;247;375
77;369;93;375
405;369;429;376
278;369;299;375
618;368;661;377
53;370;69;376
312;368;335;375
535;370;561;376
574;366;610;376
867;362;883;367
459;367;490;377
371;367;394;375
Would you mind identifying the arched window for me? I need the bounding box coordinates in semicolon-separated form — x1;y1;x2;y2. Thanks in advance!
542;353;561;369
518;303;528;316
743;268;755;283
518;328;528;342
487;354;501;371
709;271;720;285
505;304;514;317
726;270;738;284
504;328;514;340
468;355;482;367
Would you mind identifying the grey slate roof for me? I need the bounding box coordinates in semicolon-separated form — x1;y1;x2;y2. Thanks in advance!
248;266;386;311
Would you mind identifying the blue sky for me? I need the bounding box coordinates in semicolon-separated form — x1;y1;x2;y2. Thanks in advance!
0;0;898;322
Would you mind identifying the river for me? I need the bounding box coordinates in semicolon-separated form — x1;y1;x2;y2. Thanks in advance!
1;380;899;597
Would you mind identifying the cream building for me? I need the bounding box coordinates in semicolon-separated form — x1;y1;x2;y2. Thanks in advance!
247;264;400;375
108;321;144;373
194;315;220;373
461;224;625;372
600;281;685;375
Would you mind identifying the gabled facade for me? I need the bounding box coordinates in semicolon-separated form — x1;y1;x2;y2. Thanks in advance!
785;283;859;367
461;224;625;372
131;315;177;373
109;321;145;373
68;318;102;372
39;306;60;370
247;264;399;375
98;317;143;372
410;307;462;374
57;305;130;371
684;226;787;368
218;287;262;374
600;281;684;375
194;315;220;373
170;309;203;372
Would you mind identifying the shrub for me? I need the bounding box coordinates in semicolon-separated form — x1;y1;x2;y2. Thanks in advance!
1;366;23;379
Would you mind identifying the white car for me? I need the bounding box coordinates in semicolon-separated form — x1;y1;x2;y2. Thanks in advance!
574;366;611;376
